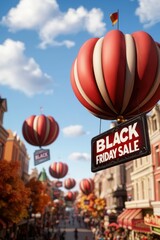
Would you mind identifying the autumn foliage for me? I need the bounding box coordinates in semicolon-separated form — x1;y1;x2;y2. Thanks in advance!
26;178;51;214
0;160;31;223
77;193;106;218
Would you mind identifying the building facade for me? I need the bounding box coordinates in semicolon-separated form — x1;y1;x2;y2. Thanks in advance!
93;104;160;238
3;129;30;182
0;98;9;160
118;104;160;238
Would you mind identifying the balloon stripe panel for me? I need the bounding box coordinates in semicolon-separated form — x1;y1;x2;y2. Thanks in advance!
125;31;158;112
102;30;126;112
41;116;50;145
128;44;160;115
93;37;117;114
121;34;136;113
74;60;115;117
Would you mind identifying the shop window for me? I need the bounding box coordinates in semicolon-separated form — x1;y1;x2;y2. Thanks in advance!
99;182;102;196
155;145;160;168
142;180;145;199
140;157;142;166
148;178;151;200
134;159;137;169
152;115;157;132
136;182;139;200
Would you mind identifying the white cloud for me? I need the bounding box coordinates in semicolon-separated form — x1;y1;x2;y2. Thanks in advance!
68;152;90;161
39;6;106;49
1;0;59;31
135;0;160;27
0;39;53;96
1;0;106;48
62;125;88;137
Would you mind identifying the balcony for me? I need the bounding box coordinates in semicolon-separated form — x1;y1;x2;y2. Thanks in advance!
125;199;152;209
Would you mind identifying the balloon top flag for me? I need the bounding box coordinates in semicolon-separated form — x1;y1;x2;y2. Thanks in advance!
70;30;160;122
22;114;59;165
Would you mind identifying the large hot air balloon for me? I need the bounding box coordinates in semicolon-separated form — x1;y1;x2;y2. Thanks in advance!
79;178;94;195
64;178;76;190
71;30;160;121
22;114;59;147
49;162;68;179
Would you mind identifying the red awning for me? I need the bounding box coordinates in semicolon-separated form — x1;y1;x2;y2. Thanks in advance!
117;209;131;227
118;209;151;233
123;209;136;228
127;209;151;233
127;209;142;229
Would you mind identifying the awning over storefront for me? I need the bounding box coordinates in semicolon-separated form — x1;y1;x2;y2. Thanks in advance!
127;209;142;229
118;209;151;233
128;209;151;232
123;209;136;228
117;209;131;227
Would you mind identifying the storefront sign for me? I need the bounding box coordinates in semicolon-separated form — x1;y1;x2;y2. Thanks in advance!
91;114;150;172
34;148;50;165
144;214;160;227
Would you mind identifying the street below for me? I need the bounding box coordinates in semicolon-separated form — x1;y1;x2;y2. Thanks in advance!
54;210;94;240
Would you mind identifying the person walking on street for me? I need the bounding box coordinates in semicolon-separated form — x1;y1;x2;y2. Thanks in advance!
60;230;66;240
74;228;78;240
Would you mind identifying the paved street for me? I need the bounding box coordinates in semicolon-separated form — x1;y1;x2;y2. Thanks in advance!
56;211;94;240
57;228;94;240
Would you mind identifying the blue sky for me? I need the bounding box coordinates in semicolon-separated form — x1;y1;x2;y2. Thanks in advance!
0;0;160;192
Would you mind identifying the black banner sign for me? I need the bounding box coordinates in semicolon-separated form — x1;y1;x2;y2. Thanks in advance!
34;148;50;166
91;114;151;172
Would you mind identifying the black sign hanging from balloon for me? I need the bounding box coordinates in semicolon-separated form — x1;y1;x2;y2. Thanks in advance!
91;114;151;172
34;148;50;166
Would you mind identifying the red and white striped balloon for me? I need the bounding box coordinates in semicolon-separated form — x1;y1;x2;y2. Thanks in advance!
64;191;77;201
49;162;68;179
64;178;76;190
71;30;160;121
22;114;59;147
79;178;94;195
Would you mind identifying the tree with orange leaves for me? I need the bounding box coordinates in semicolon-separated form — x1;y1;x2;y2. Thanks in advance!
0;160;31;223
26;177;51;214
